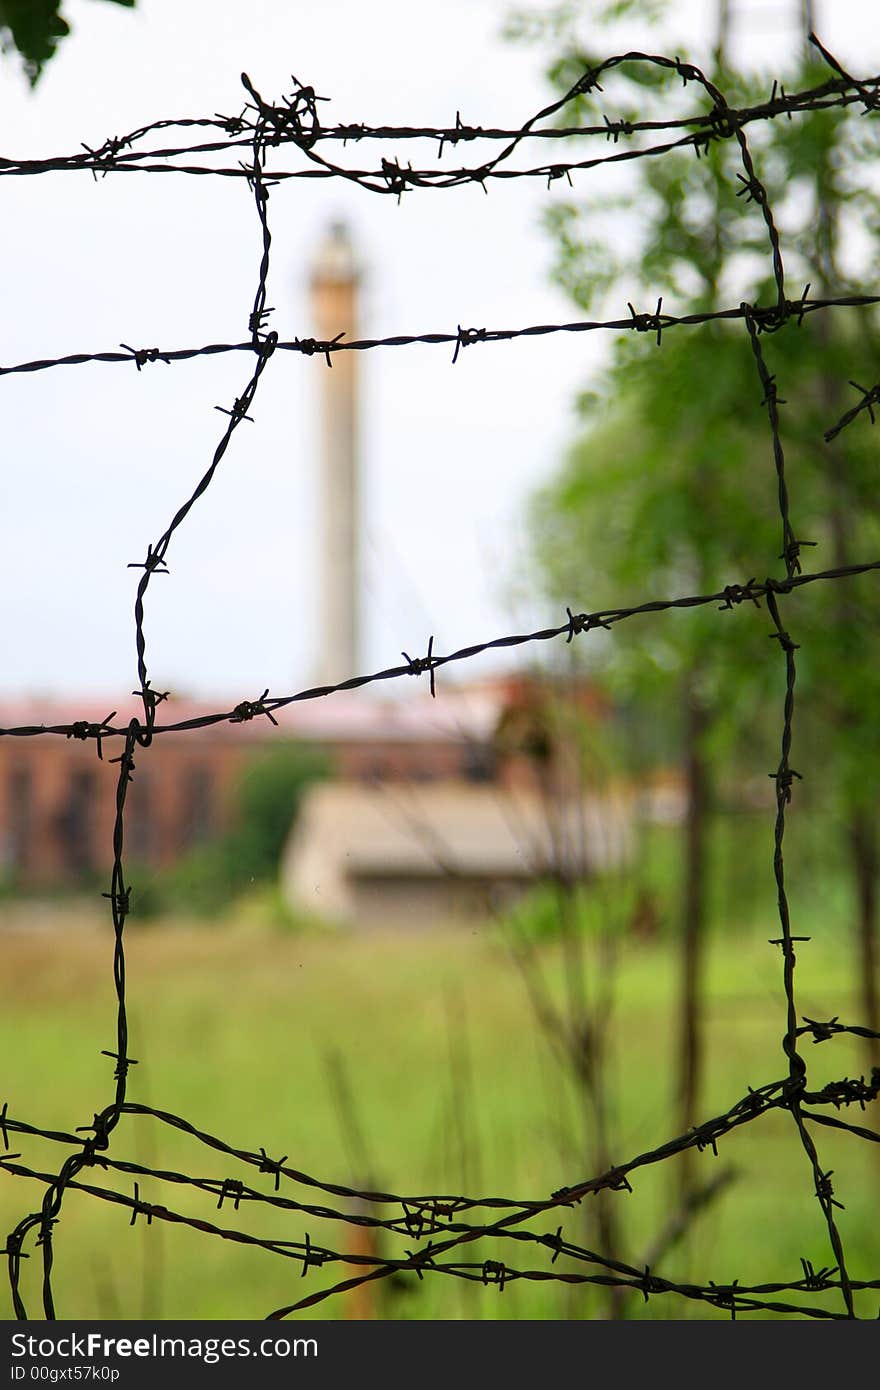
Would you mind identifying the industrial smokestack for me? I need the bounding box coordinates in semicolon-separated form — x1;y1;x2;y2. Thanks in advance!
310;221;360;687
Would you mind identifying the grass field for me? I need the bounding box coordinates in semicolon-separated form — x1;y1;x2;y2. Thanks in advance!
1;872;877;1322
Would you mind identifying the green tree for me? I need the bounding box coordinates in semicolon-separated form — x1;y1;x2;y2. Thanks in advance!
515;0;880;1155
0;0;135;86
140;742;328;919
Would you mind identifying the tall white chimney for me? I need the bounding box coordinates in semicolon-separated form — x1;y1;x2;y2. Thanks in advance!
310;222;360;687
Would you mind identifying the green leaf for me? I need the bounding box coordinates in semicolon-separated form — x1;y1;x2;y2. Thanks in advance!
0;0;136;86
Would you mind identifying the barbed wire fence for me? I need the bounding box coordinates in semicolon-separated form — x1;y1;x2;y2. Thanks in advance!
2;33;880;1321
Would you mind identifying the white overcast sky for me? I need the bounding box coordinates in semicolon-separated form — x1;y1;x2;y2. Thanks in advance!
2;0;878;701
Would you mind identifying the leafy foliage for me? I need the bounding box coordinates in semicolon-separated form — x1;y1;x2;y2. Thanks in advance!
520;11;880;813
0;0;135;86
135;742;328;919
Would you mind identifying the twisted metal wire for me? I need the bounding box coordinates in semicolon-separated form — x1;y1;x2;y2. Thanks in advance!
2;33;879;1321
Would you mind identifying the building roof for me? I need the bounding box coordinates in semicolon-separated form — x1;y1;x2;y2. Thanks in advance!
282;779;633;922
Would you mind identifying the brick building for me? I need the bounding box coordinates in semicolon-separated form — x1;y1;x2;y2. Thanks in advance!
0;673;619;894
0;697;253;886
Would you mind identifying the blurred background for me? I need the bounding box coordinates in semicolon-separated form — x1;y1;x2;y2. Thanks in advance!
1;0;879;1320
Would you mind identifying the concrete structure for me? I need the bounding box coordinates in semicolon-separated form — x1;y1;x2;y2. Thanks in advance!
282;779;633;926
311;222;360;687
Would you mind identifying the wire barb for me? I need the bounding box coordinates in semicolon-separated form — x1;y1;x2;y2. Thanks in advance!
401;635;438;698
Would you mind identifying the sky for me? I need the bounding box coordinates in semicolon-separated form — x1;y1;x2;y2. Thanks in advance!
2;0;878;703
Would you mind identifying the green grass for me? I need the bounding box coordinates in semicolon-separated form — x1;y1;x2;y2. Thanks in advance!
1;861;877;1321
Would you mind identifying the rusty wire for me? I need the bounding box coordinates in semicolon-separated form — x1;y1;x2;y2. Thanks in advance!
2;34;880;1321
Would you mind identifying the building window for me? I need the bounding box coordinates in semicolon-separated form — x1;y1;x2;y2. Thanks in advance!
128;770;153;863
7;766;32;873
56;769;96;878
463;743;495;783
181;765;215;846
